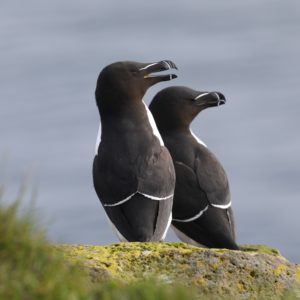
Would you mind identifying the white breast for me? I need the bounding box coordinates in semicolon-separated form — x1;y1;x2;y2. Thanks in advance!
95;124;101;155
161;212;172;241
142;101;164;146
190;128;207;147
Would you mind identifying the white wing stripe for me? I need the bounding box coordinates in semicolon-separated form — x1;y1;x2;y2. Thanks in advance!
173;205;209;222
103;192;173;207
211;201;231;209
103;193;136;207
139;192;173;201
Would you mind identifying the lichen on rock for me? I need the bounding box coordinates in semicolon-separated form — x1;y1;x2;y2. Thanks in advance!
55;243;300;299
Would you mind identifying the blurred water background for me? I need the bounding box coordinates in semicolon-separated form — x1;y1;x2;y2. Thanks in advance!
0;0;299;262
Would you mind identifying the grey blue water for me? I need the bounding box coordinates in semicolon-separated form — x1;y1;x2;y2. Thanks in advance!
1;1;299;262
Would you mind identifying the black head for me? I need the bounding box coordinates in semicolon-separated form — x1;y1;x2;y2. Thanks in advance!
149;86;226;131
95;60;178;109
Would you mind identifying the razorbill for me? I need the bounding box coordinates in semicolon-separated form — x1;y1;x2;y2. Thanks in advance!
93;60;177;242
149;86;239;250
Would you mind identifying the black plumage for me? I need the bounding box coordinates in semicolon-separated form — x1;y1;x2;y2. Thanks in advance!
149;86;239;250
93;61;177;242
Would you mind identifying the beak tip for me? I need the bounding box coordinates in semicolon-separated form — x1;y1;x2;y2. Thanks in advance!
162;60;178;71
218;98;226;106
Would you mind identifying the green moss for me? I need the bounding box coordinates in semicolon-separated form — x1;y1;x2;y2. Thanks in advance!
240;244;282;256
273;264;288;276
56;242;299;299
55;242;202;282
295;266;300;285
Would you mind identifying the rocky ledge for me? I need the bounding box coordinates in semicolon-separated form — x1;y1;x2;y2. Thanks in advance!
55;243;300;299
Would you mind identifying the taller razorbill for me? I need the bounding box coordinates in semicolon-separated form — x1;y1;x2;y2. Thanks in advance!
93;60;177;242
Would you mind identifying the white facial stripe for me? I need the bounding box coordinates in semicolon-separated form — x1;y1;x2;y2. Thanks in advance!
139;192;173;201
190;129;207;147
211;201;231;209
142;101;164;146
161;213;172;241
139;62;158;71
95;124;102;155
194;92;209;100
173;205;209;222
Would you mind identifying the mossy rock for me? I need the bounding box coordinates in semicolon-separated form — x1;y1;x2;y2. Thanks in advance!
55;243;300;299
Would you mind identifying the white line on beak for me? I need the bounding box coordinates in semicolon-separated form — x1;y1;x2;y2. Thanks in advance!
139;62;159;71
163;60;171;69
194;92;209;100
214;92;220;100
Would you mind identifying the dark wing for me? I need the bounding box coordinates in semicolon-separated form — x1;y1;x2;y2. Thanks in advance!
151;194;173;241
227;206;237;240
171;149;238;249
194;149;230;207
93;144;174;242
93;151;138;206
173;205;239;250
104;193;159;242
136;146;175;241
172;161;209;221
137;146;175;199
93;142;175;205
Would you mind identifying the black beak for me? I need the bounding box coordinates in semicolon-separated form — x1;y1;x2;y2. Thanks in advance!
213;92;226;106
139;60;178;85
193;91;226;107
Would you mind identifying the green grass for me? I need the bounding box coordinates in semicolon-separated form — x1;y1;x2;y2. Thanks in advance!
0;196;197;300
0;200;91;300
